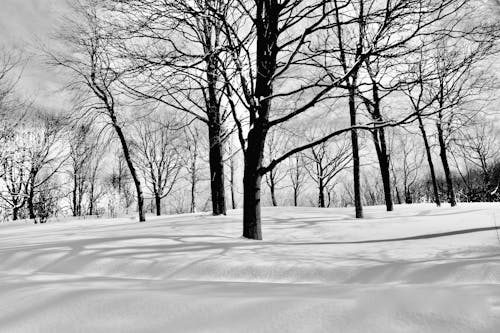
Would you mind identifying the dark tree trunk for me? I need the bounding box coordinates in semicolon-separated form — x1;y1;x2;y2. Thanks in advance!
436;119;456;207
13;206;19;221
72;174;78;217
230;153;236;209
113;123;146;222
367;80;393;212
417;114;441;207
293;188;298;207
205;34;227;216
349;86;363;218
27;171;37;220
88;183;95;216
242;0;277;240
207;123;226;216
243;123;268;240
318;179;325;208
269;174;278;207
373;129;393;211
190;156;197;213
155;193;161;216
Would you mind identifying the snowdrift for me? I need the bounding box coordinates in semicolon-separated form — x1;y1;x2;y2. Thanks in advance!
0;203;499;332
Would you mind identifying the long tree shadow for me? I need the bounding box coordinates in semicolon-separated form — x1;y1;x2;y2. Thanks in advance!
284;226;500;245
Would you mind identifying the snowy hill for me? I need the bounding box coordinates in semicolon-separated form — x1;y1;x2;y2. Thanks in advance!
0;203;499;332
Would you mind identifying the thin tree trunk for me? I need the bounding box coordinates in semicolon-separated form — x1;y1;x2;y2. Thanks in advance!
113;123;146;222
230;151;236;209
349;86;363;218
269;174;278;207
190;156;197;213
27;169;37;220
417;114;441;207
436;119;456;207
72;174;78;217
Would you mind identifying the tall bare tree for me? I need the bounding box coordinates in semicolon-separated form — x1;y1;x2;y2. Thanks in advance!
48;0;146;221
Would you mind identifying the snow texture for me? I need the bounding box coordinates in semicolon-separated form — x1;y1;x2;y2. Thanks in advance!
0;203;499;332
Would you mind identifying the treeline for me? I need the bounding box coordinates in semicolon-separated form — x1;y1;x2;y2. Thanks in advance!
0;1;499;240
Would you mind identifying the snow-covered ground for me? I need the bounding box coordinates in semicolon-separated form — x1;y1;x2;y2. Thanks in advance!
0;203;499;332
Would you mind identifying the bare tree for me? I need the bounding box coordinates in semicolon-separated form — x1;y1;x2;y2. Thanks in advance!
106;0;232;216
222;0;466;239
304;135;352;208
133;117;182;216
48;0;146;221
288;153;307;207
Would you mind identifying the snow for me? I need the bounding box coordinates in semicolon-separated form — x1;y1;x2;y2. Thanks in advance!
0;203;500;332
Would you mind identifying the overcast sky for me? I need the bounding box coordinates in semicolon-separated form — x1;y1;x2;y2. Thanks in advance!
0;0;69;108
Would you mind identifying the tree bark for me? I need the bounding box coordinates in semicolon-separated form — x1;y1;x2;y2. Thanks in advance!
155;193;161;216
13;205;19;221
269;173;278;207
417;114;441;207
27;170;37;220
205;32;227;216
436;118;456;207
318;179;325;208
349;86;363;218
243;122;267;240
113;123;146;222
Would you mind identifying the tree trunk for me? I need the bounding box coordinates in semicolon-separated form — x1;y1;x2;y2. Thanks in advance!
349;86;363;218
113;123;146;222
242;124;267;240
190;157;197;213
436;119;456;207
13;206;19;221
88;183;95;216
72;174;78;217
318;179;325;208
155;193;161;216
269;174;278;207
230;152;237;209
205;39;227;216
27;171;36;220
417;114;441;207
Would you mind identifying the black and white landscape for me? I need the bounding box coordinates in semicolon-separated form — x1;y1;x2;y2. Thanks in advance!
0;0;500;332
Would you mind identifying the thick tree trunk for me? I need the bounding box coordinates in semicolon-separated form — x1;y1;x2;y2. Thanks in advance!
113;123;146;222
436;119;456;207
293;188;298;207
349;86;363;218
242;124;267;240
417;114;441;207
155;193;161;216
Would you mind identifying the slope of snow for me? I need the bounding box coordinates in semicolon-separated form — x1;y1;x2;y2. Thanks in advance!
0;203;499;332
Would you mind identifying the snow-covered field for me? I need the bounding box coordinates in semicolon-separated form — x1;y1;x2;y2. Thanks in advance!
0;203;499;332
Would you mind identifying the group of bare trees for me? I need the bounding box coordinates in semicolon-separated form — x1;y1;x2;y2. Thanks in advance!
0;1;497;240
40;0;498;239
